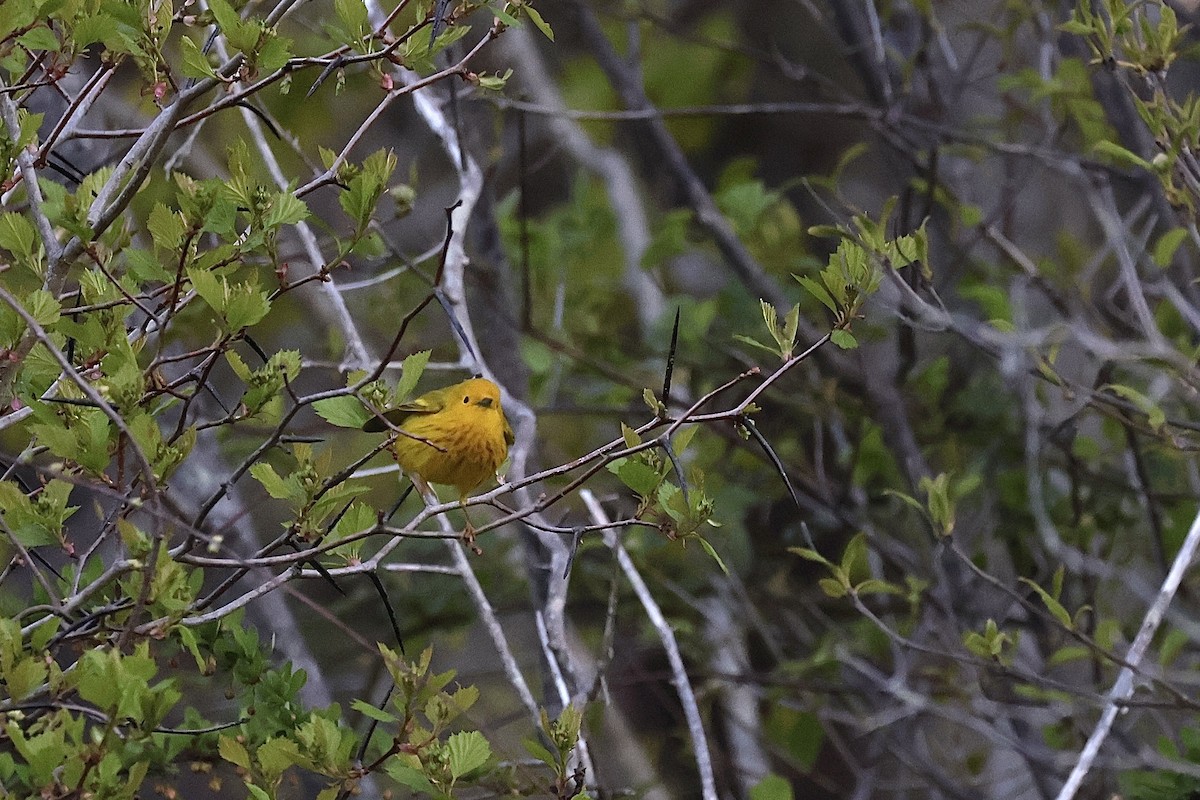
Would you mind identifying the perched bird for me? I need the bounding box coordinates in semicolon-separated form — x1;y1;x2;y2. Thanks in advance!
363;377;514;548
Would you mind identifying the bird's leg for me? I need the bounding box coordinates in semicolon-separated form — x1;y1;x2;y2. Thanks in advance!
409;475;483;554
458;496;483;556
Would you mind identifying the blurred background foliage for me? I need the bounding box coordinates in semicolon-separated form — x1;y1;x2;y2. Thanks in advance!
7;0;1200;798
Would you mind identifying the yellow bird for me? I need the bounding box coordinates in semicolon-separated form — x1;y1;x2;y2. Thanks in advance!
363;377;514;547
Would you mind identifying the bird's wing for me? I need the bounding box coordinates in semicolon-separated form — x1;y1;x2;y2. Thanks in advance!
361;393;446;432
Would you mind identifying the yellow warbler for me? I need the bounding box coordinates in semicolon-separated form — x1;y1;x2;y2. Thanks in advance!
363;377;514;543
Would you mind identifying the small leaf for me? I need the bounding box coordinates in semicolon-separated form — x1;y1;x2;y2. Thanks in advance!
1093;140;1153;171
854;579;902;596
0;212;36;260
733;334;785;357
249;462;296;501
219;735;252;770
1152;227;1188;268
384;762;437;794
394;350;430;402
620;422;642;449
609;458;661;497
1019;577;1074;630
525;5;554;40
1103;383;1166;432
350;698;399;723
796;275;838;313
1048;645;1090;667
642;387;662;414
697;536;729;574
257;737;303;780
750;773;795;800
446;730;491;778
830;329;857;349
839;532;869;582
262;191;309;229
179;34;217;78
787;546;831;567
817;577;847;598
314;395;371;428
523;737;556;767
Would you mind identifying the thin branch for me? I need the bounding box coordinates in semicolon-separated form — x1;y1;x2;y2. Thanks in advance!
1054;503;1200;800
581;489;718;800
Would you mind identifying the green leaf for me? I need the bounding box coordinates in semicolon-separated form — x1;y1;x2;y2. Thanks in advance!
223;284;271;330
672;424;698;456
5;657;47;701
384;761;438;794
882;488;926;516
350;698;399;723
176;627;207;673
817;577;847;598
697;536;729;574
1152;227;1188;268
178;34;217;78
394;350;430;402
18;26;58;50
449;684;480;714
0;2;36;42
830;329;857;349
608;458;661;497
262;191;309;229
1093;140;1153;171
765;706;824;771
226;349;253;381
491;4;520;27
854;578;902;596
477;69;513;92
256;32;292;73
340;149;397;232
750;773;795;800
207;0;242;37
1103;383;1166;431
523;737;556;767
334;0;368;37
219;735;252;770
331;501;375;543
920;473;954;536
187;267;224;315
524;5;554;40
258;737;303;780
314;395;371;428
1019;577;1074;630
0;212;36;261
24;290;60;328
1048;645;1090;667
446;730;491;778
839;532;869;583
620;422;642;449
787;546;831;566
250;462;298;501
796;275;837;313
733;334;785;357
642;387;663;415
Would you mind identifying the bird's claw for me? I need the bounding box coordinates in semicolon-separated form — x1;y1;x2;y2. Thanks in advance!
462;524;483;556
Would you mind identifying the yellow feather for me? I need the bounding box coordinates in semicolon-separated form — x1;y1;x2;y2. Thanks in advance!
365;377;512;502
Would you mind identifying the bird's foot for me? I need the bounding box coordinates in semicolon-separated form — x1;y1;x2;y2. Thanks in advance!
462;523;483;556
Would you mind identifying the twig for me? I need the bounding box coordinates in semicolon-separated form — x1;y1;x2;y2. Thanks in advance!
581;489;718;800
1054;503;1200;800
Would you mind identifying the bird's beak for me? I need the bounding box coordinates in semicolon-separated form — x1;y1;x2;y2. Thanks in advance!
477;397;494;408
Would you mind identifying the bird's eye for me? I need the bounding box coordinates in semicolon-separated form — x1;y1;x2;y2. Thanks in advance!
463;395;470;404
